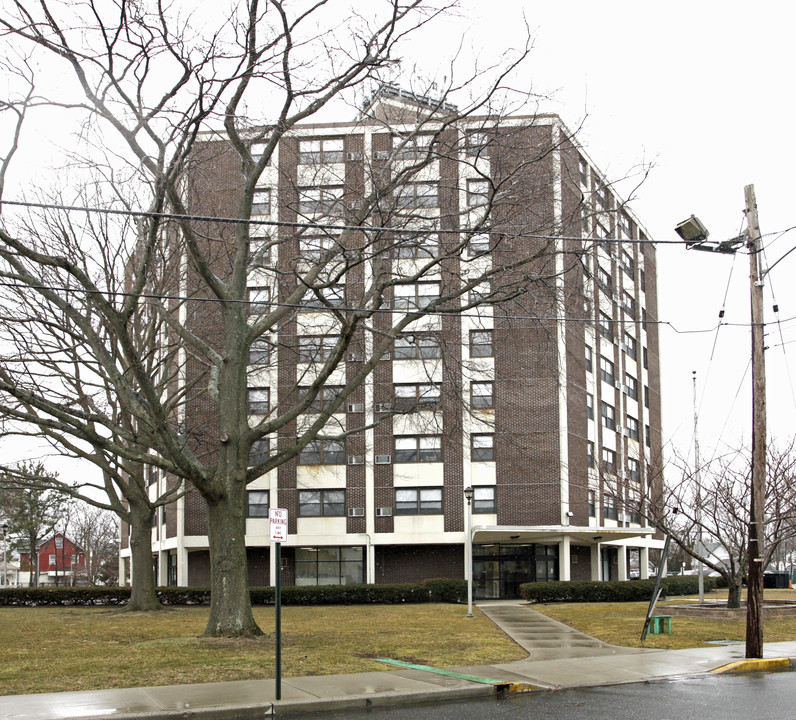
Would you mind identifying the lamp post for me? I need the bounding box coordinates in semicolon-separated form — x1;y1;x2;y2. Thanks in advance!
2;523;7;588
464;486;474;618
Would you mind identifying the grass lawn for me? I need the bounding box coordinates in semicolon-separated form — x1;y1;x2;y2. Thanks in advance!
534;588;796;650
0;604;527;695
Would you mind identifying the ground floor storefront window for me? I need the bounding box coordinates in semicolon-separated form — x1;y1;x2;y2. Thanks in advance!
295;546;364;586
473;544;559;599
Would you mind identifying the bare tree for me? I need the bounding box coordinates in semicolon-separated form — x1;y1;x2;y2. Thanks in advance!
0;1;616;637
0;463;68;587
648;442;796;607
71;504;119;585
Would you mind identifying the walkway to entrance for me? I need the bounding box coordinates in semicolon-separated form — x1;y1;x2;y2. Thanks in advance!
475;600;647;661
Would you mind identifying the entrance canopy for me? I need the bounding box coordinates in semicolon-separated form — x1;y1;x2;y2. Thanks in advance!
472;524;654;547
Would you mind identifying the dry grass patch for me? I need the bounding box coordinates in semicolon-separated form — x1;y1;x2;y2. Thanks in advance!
0;604;525;695
534;588;796;650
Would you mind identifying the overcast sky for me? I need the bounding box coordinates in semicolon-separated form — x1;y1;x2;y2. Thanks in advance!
3;1;795;478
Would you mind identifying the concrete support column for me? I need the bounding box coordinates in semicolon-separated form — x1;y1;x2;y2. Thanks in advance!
640;546;650;580
591;543;602;581
559;536;571;581
617;545;628;581
177;547;189;587
159;550;169;586
366;540;376;585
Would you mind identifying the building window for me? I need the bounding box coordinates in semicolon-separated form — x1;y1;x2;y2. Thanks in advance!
250;142;271;164
645;424;651;448
601;401;615;430
252;188;271;216
643;346;648;370
394;383;442;412
587;441;594;467
395;233;439;258
48;554;56;566
299;385;345;413
594;183;609;211
298;439;345;465
470;329;493;357
249;337;270;365
298;186;344;215
599;312;613;342
298;489;345;516
469;280;490;304
621;248;634;277
597;266;612;293
624;333;637;360
394;333;442;359
625;373;638;400
626;415;640;441
604;494;618;520
585;345;593;372
622;290;636;316
299;235;338;262
579;157;589;186
249;235;270;266
248;387;270;415
298;137;344;164
599;356;615;385
395;487;443;514
640;268;646;293
473;486;495;513
619;215;633;241
248;286;270;314
246;490;269;517
467;232;490;256
467;179;490;207
249;438;269;466
627;457;640;483
148;465;158;486
644;385;650;409
586;393;594;421
300;284;346;310
295;546;364;586
601;447;616;473
392;133;434;160
298;335;339;363
471;434;495;462
471;381;494;409
393;281;440;310
394;182;438;209
394;435;442;463
588;489;596;517
465;130;491;158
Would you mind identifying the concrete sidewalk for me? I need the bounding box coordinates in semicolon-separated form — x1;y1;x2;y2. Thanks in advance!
1;602;794;720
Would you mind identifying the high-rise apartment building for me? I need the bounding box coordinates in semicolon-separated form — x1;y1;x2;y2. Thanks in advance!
124;86;663;599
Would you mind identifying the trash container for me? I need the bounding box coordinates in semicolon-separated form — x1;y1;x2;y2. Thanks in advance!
763;571;789;589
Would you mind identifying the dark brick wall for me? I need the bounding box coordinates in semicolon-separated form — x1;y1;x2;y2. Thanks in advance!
570;545;593;581
375;544;462;584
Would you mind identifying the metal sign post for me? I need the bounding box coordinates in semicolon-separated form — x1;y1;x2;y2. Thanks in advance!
269;508;288;700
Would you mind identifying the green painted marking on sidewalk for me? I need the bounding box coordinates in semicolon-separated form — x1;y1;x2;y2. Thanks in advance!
374;658;504;685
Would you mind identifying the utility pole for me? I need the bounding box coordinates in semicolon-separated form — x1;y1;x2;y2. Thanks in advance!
745;183;766;659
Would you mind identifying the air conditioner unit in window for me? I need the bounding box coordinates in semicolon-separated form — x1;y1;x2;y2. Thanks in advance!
380;352;391;361
347;351;364;362
373;150;390;160
375;507;393;517
374;403;392;413
347;455;364;465
347;403;364;413
348;507;365;517
614;381;622;390
374;454;392;464
346;152;363;161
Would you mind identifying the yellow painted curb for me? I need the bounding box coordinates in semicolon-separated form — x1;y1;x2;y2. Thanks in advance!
493;681;541;694
710;657;791;674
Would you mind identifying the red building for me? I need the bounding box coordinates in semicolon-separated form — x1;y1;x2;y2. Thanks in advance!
19;533;86;586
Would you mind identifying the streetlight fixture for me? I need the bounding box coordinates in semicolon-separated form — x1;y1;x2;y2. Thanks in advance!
464;486;474;618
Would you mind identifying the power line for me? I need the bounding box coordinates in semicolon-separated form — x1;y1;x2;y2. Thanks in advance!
0;197;690;245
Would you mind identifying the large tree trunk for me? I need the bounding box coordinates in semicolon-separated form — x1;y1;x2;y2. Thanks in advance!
204;484;263;637
126;502;162;611
727;578;743;609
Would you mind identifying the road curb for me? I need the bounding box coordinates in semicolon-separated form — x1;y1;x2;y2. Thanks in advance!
710;657;792;674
